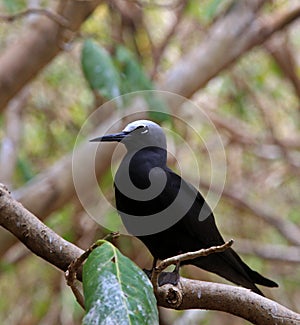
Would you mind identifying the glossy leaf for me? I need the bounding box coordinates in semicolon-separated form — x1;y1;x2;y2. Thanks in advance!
115;45;169;122
81;39;121;101
83;241;158;325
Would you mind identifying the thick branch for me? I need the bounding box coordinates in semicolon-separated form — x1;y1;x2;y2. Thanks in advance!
157;280;300;325
0;8;69;27
265;32;300;101
163;1;300;98
0;0;102;111
0;112;135;256
0;184;84;272
1;183;300;324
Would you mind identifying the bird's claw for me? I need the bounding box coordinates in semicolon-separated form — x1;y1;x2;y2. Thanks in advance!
143;268;180;286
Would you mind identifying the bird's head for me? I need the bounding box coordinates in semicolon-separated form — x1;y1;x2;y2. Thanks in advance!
90;120;167;151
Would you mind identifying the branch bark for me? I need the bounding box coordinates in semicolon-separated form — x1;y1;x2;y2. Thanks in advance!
0;0;102;111
0;184;84;272
265;31;300;101
0;183;300;324
0;8;69;27
157;280;300;325
162;1;300;98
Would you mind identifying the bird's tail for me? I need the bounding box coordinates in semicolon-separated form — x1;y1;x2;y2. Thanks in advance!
190;248;278;296
237;258;278;288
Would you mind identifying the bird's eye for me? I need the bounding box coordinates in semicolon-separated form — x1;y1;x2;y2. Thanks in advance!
135;125;149;135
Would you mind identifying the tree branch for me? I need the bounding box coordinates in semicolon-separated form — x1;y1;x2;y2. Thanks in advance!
163;1;300;98
156;240;234;272
0;0;102;111
151;240;233;292
1;183;299;324
157;280;300;325
265;32;300;102
0;8;69;27
0;183;84;273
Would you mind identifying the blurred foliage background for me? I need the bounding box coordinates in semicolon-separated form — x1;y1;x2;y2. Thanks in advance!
0;0;300;324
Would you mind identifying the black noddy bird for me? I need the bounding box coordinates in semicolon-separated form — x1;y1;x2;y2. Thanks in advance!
91;120;278;295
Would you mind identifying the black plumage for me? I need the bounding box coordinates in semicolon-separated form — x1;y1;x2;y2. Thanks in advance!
91;120;278;296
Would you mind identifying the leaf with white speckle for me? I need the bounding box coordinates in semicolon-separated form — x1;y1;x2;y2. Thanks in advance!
82;241;158;325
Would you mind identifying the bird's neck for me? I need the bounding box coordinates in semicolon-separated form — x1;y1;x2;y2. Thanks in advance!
116;146;167;190
127;146;167;167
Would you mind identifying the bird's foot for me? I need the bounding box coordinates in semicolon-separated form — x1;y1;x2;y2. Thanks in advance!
143;268;152;279
143;268;180;286
158;270;180;286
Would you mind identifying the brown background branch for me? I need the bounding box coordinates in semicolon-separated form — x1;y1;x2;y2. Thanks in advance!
0;184;84;273
0;8;69;27
0;0;102;111
162;1;300;98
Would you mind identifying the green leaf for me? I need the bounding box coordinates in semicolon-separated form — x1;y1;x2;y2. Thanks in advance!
115;46;152;93
83;241;158;325
17;156;34;182
204;0;224;20
81;40;121;101
115;46;169;122
3;0;26;13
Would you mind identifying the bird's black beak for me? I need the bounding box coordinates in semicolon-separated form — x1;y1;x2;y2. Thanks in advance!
89;131;128;143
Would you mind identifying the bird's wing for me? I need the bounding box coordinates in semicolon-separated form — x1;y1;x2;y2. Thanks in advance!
166;168;225;247
154;169;277;294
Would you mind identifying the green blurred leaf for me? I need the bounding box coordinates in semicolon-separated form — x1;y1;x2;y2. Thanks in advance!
288;208;300;224
17;156;34;182
3;0;26;13
186;0;228;23
81;39;121;101
204;0;224;20
83;241;158;325
115;46;152;93
115;45;169;122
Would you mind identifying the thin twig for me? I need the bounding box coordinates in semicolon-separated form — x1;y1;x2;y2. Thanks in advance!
265;32;300;102
0;8;69;27
65;233;119;309
150;0;188;79
132;0;184;10
66;232;120;287
151;240;234;291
